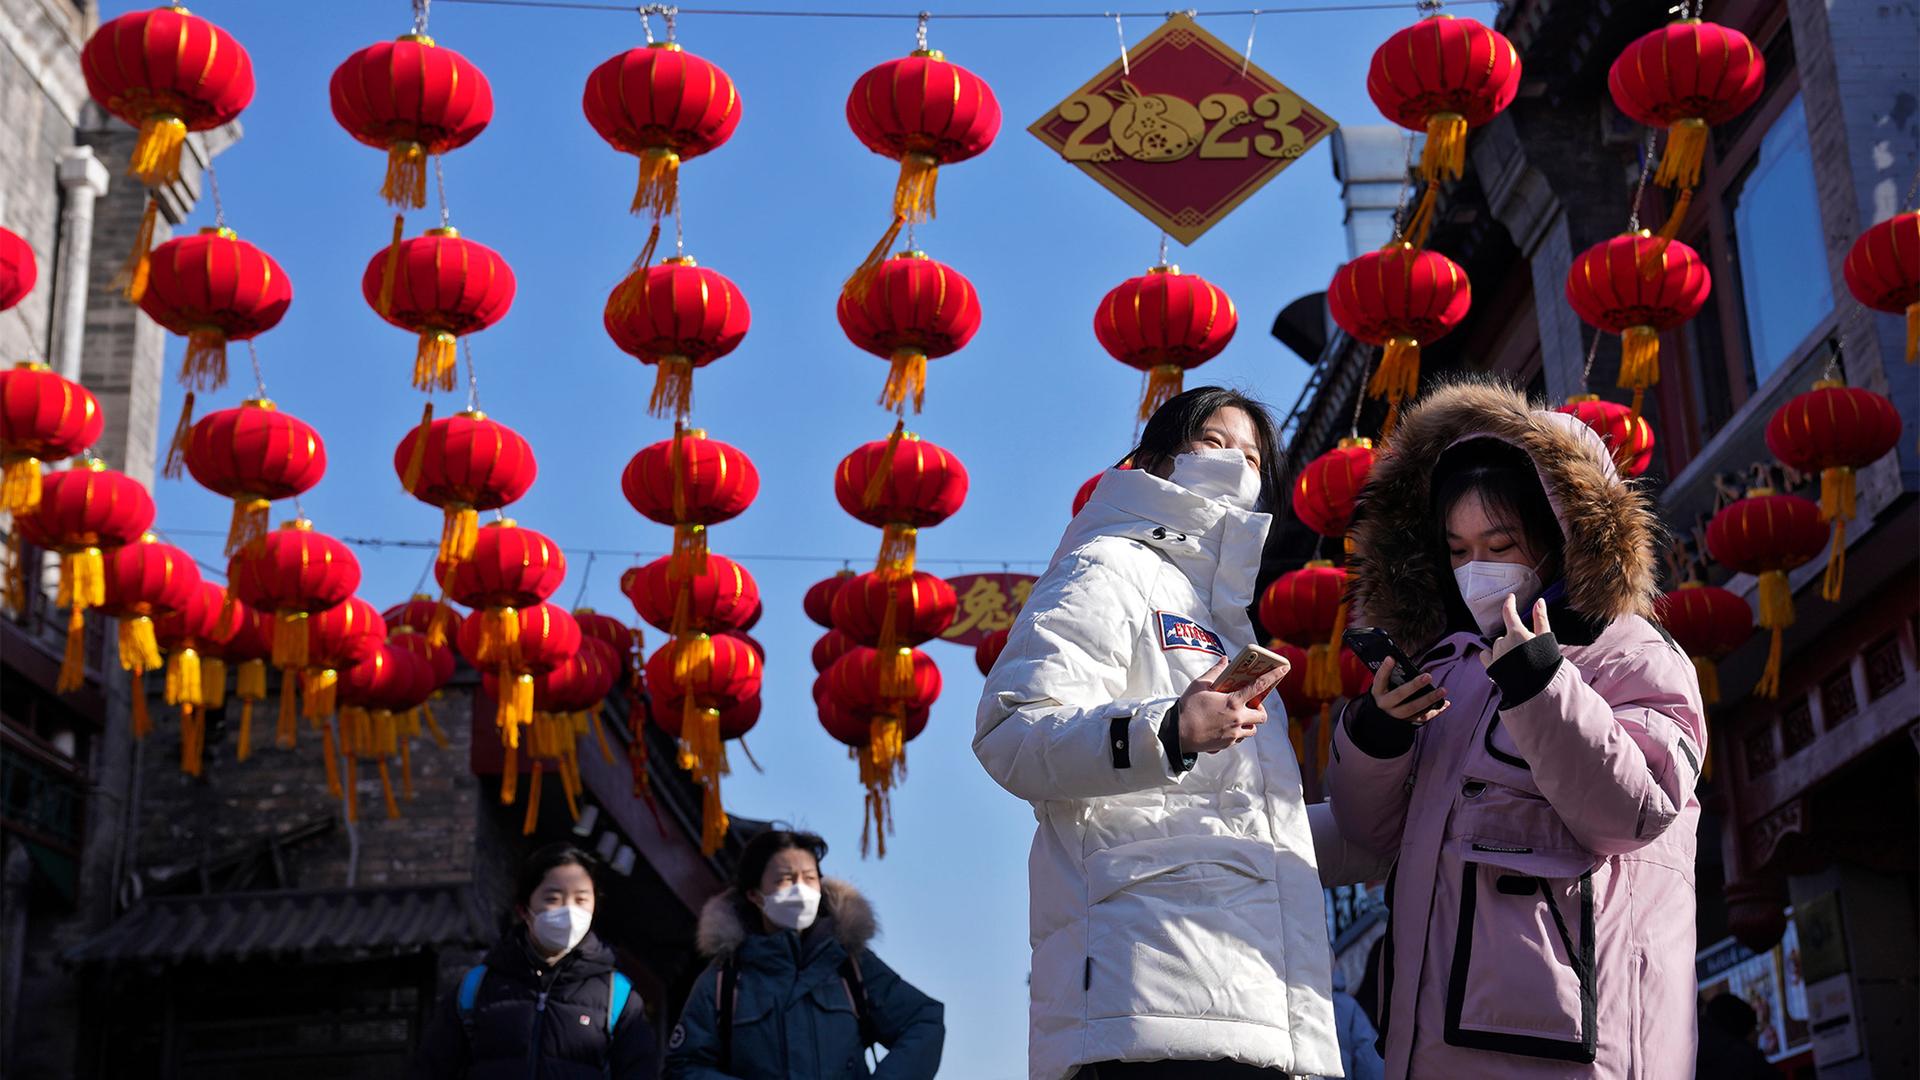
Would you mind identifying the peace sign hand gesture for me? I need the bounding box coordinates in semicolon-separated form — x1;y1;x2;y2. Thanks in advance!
1483;594;1551;666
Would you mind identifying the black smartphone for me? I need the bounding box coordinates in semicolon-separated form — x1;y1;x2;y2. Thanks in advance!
1342;627;1418;693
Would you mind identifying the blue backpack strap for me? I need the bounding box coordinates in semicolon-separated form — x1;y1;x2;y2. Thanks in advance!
456;965;486;1042
607;971;632;1034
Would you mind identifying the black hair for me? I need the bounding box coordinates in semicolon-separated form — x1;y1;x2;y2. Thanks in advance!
734;829;828;896
515;843;601;912
1125;386;1283;510
1430;438;1565;590
1703;992;1758;1039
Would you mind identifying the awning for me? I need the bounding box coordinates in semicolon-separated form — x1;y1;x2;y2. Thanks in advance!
64;882;494;968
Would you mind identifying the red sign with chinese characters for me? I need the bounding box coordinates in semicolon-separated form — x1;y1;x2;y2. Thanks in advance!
1028;14;1336;245
940;573;1039;647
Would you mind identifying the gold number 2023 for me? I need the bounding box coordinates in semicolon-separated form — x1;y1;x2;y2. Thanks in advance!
1060;90;1305;162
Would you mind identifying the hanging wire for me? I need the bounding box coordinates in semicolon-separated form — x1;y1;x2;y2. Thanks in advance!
1389;132;1417;240
1157;231;1169;266
9;308;49;366
1349;354;1369;436
1626;129;1657;233
463;337;481;410
205;159;228;230
1580;327;1602;386
1239;9;1259;75
571;551;597;606
410;546;437;595
663;3;678;40
246;339;269;398
674;191;686;257
1112;12;1131;75
412;0;432;33
905;218;917;251
434;156;452;229
439;0;1497;14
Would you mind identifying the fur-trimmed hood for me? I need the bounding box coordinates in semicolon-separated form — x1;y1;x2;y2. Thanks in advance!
1348;380;1660;654
694;877;877;959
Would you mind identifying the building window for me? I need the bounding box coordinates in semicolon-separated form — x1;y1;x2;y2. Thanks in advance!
1864;635;1905;701
1727;95;1831;388
1779;699;1816;757
1744;724;1778;779
1820;668;1859;726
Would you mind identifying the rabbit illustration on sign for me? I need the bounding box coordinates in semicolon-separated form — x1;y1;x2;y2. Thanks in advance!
1105;81;1205;162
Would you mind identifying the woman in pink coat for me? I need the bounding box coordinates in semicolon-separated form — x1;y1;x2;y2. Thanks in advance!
1326;382;1706;1079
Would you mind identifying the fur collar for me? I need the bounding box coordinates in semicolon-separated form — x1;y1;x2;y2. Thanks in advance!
694;877;877;959
1348;380;1660;654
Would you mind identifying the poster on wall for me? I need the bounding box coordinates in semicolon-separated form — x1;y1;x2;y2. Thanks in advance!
1697;919;1813;1063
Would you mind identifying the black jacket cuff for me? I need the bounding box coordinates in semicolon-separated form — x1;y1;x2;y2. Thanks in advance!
1345;693;1417;759
1489;633;1563;706
1158;704;1196;774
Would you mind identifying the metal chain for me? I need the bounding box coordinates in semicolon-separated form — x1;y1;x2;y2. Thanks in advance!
434;156;451;228
1389;132;1417;240
1580;327;1602;386
640;6;655;42
916;10;930;49
247;339;269;398
674;190;686;256
1349;353;1368;437
9;307;48;366
1626;129;1656;233
205;159;228;229
413;0;432;34
664;4;678;40
463;337;481;410
1157;231;1169;266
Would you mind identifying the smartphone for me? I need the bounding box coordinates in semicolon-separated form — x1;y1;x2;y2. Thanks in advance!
1342;627;1417;693
1212;642;1289;708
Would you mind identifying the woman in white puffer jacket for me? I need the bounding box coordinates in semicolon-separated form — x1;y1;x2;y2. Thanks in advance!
976;388;1347;1080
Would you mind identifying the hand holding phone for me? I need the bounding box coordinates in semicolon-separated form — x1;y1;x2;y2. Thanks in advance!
1211;642;1290;708
1343;627;1448;724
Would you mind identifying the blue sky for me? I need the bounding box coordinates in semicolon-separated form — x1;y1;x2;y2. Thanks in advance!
116;2;1479;1074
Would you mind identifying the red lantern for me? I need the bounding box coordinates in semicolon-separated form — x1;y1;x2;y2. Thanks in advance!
1367;15;1520;183
1609;20;1764;192
80;6;255;186
138;227;293;391
181;398;326;555
656;693;760;741
1656;581;1754;706
394;409;536;565
845;49;1000;230
303;597;387;724
330;34;494;210
814;629;857;674
1094;266;1237;420
837;251;981;414
15;462;155;690
100;533;199;738
1554;396;1655;478
573;608;640;676
438;518;566;663
462;600;581;753
155;581;248;774
339;641;440;821
804;571;855;629
1705;490;1828;698
1765;381;1903;600
605;256;749;421
835;432;968;577
623;554;760;683
0;226;36;311
1071;473;1102;518
0;363;104;514
1292;438;1374;539
1842;211;1919;362
226;518;361;674
645;633;763;854
832;570;957;696
583;44;741;217
975;627;1010;677
1565;233;1711;416
622;427;758;578
818;688;931;859
1328;243;1471;433
825;645;941;856
1259;561;1349;701
363;227;515;392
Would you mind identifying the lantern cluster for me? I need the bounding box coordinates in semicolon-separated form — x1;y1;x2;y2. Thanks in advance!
1844;211;1919;363
1764;380;1902;601
1258;562;1367;785
1609;20;1764;227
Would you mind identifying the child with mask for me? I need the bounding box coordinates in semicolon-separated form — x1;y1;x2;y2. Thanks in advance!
664;829;945;1079
1326;382;1706;1080
413;843;656;1078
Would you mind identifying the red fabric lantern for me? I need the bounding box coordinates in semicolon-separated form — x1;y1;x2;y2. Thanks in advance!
1271;640;1369;775
645;633;762;853
1072;473;1102;518
1766;381;1903;600
1259;561;1349;701
226;518;361;675
845;50;1000;241
14;462;155;690
624;553;759;687
1609;20;1764;192
155;581;248;773
363;227;515;392
339;641;438;821
975;627;1010;677
0;363;104;514
814;629;857;674
583;44;741;217
303;596;386;725
622;427;758;579
80;6;255;187
835;432;968;577
825;645;941;856
837;251;980;414
1554;395;1655;478
390;618;457;691
395;409;536;565
437;519;565;673
100;533;199;739
818;689;931;859
1367;15;1520;183
181;398;325;555
804;571;855;629
655;693;759;741
605;256;750;421
1655;581;1753;706
462;600;581;755
1094;266;1237;420
138;227;292;392
218;604;274;761
1328;243;1471;434
1292;438;1374;539
0;226;35;311
330;34;494;210
573;608;640;676
832;570;957;696
1705;490;1828;698
1565;232;1711;416
1842;211;1919;362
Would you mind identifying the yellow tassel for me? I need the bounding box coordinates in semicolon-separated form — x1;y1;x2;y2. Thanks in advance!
879;348;929;415
1905;301;1917;363
480;607;520;663
58;547;106;611
1139;365;1185;421
401;402;434;494
863;420;907;511
378;214;405;317
1692;655;1720;706
869;711;907;782
843;216;905;303
1820;467;1855;602
507;673;534;746
1;455;42;514
118;617;162;674
129;670;151;738
165;647;202;707
1820;517;1847;603
413;331;458;393
161;393;194;479
673;633;714;685
632;147;681;217
276;673;299;749
1639;188;1696;276
1618;326;1661;418
422;700;448;748
304;668;339;720
381;141;428;209
876;523;918;579
179;703;201;776
881;646;914;702
1752;570;1794;699
377;760;399;819
501;742;519;804
1655;118;1709;190
1419;112;1468;182
200;656;226;709
272;612;310;670
523;764;543;835
237;696;254;761
1288;717;1306;770
893;152;940;224
1402;183;1439;251
701;780;729;857
129;113;188;186
179;331;228;393
427;593;453;649
670;523;709;582
1316;704;1333;773
226;497;271;557
59;607;87;692
647;357;695;422
115;196;159;303
236;658;267;701
2;530;25;615
438;506;478;567
1305;643;1341;702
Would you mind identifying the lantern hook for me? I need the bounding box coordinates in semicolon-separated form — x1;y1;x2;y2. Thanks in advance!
411;0;431;35
1415;0;1444;17
663;6;678;43
638;6;655;44
915;12;930;52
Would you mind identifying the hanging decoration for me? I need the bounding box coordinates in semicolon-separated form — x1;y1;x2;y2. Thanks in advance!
1553;396;1655;478
0;363;104;515
1367;14;1519;186
817;688;929;858
226;518;362;740
838;252;980;415
804;571;856;629
1269;639;1371;777
621;428;758;580
99;533;200;740
330;32;494;212
302;597;386;723
178;398;326;554
439;519;567;737
835;431;968;578
1608;19;1764;236
461;600;581;766
583;39;741;220
0;226;35;311
1704;490;1828;699
337;644;413;822
823;645;942;857
153;580;244;775
486;637;620;835
1655;580;1753;707
1327;243;1471;435
14;461;156;690
363;227;515;392
137;227;293;394
223;603;275;762
623;552;760;689
1258;561;1349;702
1094;266;1237;420
1565;232;1711;417
974;627;1011;677
395;410;536;565
831;570;958;697
1842;211;1919;362
1291;438;1373;541
644;632;762;854
1765;380;1902;600
604;256;749;421
813;628;857;674
572;606;652;805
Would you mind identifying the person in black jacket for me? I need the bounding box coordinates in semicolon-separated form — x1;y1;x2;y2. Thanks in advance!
414;843;657;1078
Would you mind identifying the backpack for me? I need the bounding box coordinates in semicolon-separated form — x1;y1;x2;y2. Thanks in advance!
715;953;874;1073
457;965;634;1062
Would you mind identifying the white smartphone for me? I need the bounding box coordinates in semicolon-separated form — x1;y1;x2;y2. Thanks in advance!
1212;642;1289;708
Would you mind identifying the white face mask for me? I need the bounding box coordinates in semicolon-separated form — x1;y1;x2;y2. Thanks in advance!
530;905;593;956
759;882;822;932
1453;560;1542;638
1167;448;1261;512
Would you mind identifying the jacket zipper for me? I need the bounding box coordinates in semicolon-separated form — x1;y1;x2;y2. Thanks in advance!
528;989;548;1080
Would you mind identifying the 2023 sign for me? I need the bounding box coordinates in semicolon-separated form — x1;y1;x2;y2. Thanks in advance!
1058;82;1312;164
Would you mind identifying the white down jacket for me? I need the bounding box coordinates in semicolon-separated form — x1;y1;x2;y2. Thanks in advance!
975;453;1342;1080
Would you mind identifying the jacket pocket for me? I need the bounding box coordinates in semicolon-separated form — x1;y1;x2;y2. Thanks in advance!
1443;845;1598;1063
806;979;870;1078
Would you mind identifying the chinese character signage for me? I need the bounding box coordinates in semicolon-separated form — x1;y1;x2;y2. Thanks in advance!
1028;13;1337;245
940;573;1038;647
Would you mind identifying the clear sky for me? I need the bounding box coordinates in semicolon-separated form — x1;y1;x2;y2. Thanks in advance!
112;1;1481;1074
